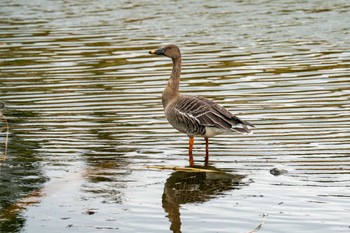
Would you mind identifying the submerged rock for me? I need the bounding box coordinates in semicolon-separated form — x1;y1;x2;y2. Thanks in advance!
270;167;288;176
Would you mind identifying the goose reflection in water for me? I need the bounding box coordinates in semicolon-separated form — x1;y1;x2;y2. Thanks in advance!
162;166;245;233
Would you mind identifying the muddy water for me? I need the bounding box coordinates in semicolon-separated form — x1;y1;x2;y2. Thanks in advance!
1;0;350;232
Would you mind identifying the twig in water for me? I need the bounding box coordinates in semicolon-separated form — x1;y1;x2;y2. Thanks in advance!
146;165;219;173
0;108;9;160
249;213;267;233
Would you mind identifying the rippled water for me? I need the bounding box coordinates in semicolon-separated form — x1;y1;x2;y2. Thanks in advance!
1;0;350;232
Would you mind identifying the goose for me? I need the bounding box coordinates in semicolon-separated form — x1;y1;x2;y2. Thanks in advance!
149;44;254;167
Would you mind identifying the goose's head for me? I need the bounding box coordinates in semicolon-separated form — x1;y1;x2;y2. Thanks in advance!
149;44;181;59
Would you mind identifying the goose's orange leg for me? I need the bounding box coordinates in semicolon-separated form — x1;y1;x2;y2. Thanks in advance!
205;137;209;166
188;137;194;167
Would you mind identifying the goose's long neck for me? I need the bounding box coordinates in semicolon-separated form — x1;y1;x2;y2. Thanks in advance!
162;57;181;108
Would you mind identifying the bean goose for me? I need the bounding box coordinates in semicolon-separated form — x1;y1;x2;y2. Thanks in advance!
149;44;254;167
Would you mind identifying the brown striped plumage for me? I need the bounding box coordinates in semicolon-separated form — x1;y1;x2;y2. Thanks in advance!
149;44;254;166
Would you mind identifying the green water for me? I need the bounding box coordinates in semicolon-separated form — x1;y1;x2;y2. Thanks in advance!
1;0;350;232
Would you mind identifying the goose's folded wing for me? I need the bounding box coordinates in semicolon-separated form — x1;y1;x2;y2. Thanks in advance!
196;96;255;127
174;96;254;134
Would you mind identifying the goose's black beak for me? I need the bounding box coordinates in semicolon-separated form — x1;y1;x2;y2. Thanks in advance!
149;48;165;55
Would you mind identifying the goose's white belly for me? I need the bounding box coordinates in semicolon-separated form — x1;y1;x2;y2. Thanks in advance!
203;127;228;138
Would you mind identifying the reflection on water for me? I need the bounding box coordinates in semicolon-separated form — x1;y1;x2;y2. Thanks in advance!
82;151;130;203
0;109;46;233
163;167;245;233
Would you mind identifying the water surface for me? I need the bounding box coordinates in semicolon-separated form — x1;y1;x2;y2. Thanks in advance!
1;0;350;232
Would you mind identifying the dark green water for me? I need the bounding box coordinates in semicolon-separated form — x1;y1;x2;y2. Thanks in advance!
1;0;350;232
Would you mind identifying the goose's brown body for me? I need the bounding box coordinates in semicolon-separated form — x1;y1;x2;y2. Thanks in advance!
149;44;254;166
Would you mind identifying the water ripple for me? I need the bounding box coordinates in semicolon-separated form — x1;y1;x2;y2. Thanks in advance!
1;0;350;232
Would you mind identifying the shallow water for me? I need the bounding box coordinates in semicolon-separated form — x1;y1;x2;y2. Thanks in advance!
1;0;350;232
